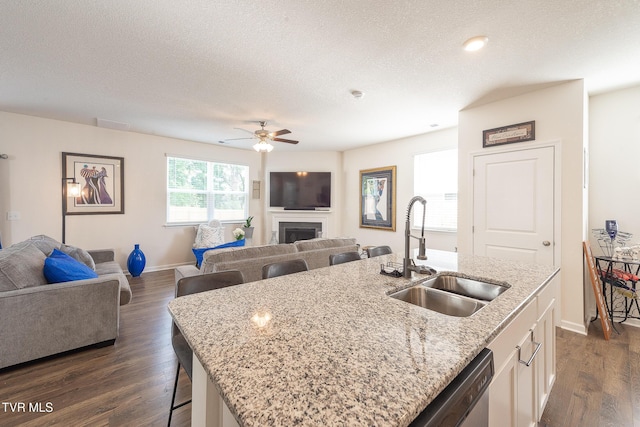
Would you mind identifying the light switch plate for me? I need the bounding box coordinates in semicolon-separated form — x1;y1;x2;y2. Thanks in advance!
6;211;20;220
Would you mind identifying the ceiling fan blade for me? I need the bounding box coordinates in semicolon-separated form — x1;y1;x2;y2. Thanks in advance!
219;137;255;143
273;138;299;144
272;129;291;137
233;127;255;135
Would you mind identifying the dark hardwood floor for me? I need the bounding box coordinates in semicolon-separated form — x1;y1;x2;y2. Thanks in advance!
541;319;640;427
0;270;191;427
1;269;639;426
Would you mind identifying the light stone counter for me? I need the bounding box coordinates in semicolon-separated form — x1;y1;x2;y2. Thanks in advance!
168;249;559;427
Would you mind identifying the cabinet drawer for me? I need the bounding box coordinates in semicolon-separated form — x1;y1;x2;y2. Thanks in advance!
537;275;558;318
488;299;537;371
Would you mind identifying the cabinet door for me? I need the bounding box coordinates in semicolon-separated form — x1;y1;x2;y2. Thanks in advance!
489;348;517;427
535;299;556;418
488;299;537;427
517;325;538;427
489;325;539;427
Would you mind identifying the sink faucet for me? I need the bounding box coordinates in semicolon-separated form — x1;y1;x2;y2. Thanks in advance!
404;196;428;278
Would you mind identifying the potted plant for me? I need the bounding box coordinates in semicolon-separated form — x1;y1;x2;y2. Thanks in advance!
243;216;254;240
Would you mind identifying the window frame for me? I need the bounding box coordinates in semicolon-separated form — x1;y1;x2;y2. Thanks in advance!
166;155;250;225
413;148;458;232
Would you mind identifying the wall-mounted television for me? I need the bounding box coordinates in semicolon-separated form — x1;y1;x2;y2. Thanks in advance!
269;172;331;209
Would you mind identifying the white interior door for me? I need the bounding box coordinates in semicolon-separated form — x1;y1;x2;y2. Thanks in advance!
473;146;555;265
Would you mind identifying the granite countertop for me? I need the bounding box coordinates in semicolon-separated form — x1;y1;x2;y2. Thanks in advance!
168;249;559;427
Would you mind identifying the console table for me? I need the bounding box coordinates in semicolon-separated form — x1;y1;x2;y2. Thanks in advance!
594;255;640;323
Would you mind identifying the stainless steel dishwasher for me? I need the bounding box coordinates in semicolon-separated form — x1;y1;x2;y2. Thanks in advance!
409;348;494;427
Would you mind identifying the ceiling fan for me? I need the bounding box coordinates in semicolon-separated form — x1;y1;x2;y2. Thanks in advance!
219;121;299;152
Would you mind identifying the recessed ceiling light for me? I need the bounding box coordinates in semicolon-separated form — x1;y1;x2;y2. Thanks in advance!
463;36;488;52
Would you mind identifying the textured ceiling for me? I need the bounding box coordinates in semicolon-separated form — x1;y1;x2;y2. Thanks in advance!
1;0;639;151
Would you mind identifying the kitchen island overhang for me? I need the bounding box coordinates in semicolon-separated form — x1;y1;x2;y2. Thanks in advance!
169;249;559;427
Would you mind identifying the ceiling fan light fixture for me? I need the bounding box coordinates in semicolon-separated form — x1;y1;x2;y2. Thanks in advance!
463;36;489;52
253;140;274;152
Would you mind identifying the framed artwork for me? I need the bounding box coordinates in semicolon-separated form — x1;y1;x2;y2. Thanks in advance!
483;120;535;148
359;166;396;231
62;152;124;215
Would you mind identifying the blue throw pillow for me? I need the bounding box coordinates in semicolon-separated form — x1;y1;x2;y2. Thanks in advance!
44;248;99;284
192;239;245;268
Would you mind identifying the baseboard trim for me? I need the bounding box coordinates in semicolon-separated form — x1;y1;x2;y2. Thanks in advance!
560;319;587;335
617;318;640;328
126;262;193;276
581;309;640;331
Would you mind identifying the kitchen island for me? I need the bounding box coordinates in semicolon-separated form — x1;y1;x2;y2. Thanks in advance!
168;249;560;427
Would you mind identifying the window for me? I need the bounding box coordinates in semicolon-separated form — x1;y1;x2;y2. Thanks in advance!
167;156;249;224
413;149;458;231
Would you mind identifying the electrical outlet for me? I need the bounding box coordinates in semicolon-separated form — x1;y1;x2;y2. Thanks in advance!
6;211;20;221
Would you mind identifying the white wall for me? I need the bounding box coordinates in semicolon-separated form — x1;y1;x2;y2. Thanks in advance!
341;127;458;253
589;84;640;246
586;84;640;321
457;80;588;333
0;111;263;271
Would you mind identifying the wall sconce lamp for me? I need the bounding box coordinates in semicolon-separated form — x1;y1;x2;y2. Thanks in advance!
62;178;81;244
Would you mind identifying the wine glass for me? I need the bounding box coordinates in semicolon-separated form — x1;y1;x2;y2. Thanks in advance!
605;220;618;243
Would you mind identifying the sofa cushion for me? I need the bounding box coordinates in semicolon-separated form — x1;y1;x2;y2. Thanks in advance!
212;253;308;283
28;234;61;256
194;224;225;248
0;241;48;291
293;237;357;252
44;249;99;284
94;261;126;276
202;243;296;266
60;244;96;270
297;243;360;270
175;265;200;284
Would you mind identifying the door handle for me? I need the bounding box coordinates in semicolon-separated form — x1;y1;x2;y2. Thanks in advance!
542;241;551;246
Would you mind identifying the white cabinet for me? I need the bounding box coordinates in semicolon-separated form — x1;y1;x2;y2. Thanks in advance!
535;278;557;417
488;347;517;426
488;299;538;427
516;324;539;427
488;274;558;427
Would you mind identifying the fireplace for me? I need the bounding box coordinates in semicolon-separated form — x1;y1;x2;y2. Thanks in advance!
279;221;322;243
271;212;329;244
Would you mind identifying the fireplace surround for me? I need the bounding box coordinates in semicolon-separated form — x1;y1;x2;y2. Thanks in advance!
271;212;329;244
279;221;322;243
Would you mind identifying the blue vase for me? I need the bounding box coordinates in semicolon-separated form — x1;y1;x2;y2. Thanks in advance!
127;244;146;277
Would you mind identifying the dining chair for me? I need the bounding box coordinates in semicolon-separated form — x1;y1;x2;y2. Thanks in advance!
262;259;309;279
366;245;392;258
329;251;362;266
168;270;244;426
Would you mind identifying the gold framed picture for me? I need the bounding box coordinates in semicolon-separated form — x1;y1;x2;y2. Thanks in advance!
359;166;396;231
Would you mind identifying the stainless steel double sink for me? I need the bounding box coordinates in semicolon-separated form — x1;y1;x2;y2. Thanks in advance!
389;275;509;317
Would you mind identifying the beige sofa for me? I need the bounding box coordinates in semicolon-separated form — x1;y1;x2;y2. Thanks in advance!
175;237;358;284
0;235;132;369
